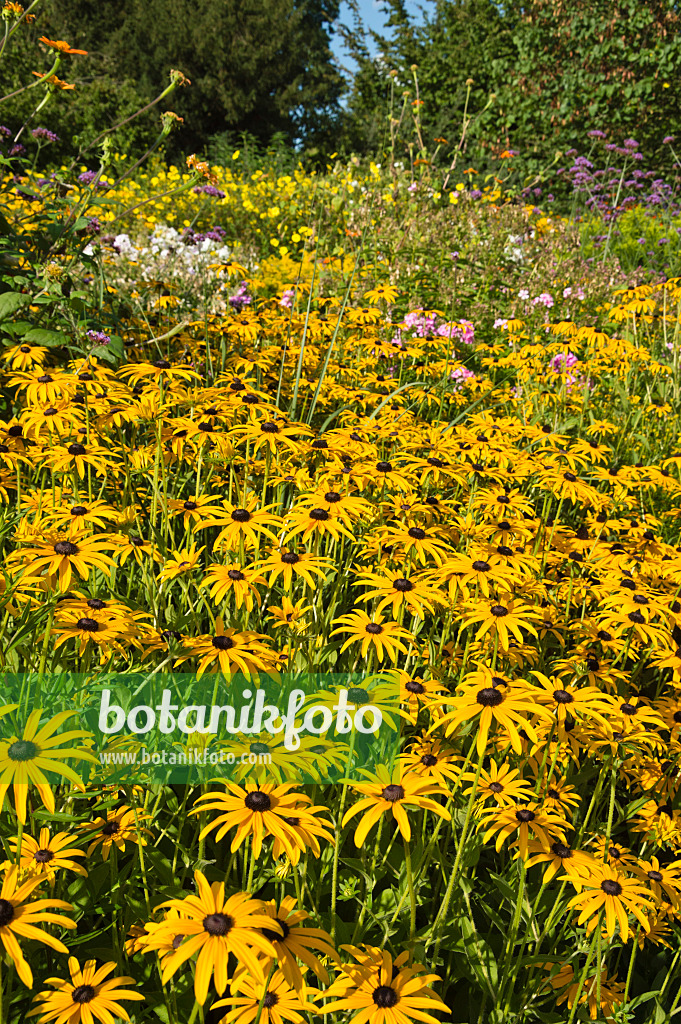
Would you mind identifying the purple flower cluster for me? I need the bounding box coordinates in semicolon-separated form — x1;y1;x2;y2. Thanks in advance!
228;281;252;312
559;134;679;222
192;184;226;199
86;330;111;346
31;127;59;143
181;225;227;245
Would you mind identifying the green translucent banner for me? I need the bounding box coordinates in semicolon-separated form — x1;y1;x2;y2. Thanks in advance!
0;672;401;785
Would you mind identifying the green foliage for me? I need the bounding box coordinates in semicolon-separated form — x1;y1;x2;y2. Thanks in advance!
33;0;346;158
340;0;681;181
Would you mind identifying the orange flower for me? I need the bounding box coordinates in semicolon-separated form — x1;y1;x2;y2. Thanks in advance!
31;72;76;89
39;36;88;55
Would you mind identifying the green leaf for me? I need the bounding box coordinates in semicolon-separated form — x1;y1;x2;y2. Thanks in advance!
21;328;67;347
0;292;28;321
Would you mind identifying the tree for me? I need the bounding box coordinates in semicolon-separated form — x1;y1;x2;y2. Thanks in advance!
0;0;346;160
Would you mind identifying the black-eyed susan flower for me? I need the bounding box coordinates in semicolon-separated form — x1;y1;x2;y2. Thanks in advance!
331;610;413;663
462;598;540;652
202;562;265;609
256;548;331;590
352;569;444;619
632;856;681;906
0;866;76;988
80;805;152;861
28;957;144;1023
434;675;553;755
342;766;450;845
524;839;595;885
213;967;318;1024
196;499;282;551
478;802;571;859
566;864;656;941
190;784;313;860
321;946;450;1024
462;761;534;807
0;710;97;823
158;543;205;581
257;896;337;989
154;871;281;1003
10;531;116;590
177;619;274;678
3;828;87;881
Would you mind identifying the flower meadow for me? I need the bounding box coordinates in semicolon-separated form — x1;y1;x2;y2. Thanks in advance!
2;11;681;1024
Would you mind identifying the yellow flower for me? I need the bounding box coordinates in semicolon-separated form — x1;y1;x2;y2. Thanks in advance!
28;957;144;1022
0;866;75;988
342;766;450;846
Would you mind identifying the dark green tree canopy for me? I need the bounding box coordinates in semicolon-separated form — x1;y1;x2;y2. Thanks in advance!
1;0;345;159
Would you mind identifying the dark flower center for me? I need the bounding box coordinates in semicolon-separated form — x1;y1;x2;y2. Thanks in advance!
263;992;279;1008
381;784;405;802
376;461;393;472
489;781;504;793
601;879;622;896
231;508;251;522
244;790;271;812
37;374;53;384
0;899;14;926
172;934;183;949
477;687;503;707
497;545;513;556
553;689;574;704
71;985;96;1004
68;443;86;456
34;848;54;863
405;680;424;694
421;753;438;766
365;623;383;634
348;687;370;704
262;917;290;943
648;870;664;882
515;808;535;823
472;560;491;572
490;605;508;617
628;611;645;623
393;578;413;592
130;536;145;547
70;505;88;516
563;472;577;482
153;359;171;369
551;842;572;858
250;742;270;754
7;740;39;761
310;508;330;521
87;598;106;609
183;500;198;510
101;821;120;836
76;617;99;632
497;495;510;504
324;491;341;502
547;788;560;799
281;552;299;564
203;913;234;936
373;985;399;1008
54;540;78;556
228;569;245;581
261;422;279;434
408;527;426;539
213;635;235;650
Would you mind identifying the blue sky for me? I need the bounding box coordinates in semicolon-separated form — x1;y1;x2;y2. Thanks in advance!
331;0;425;74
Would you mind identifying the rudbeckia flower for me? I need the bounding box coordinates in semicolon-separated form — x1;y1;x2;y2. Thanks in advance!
177;619;274;678
28;957;144;1022
321;946;450;1024
190;783;313;861
0;709;97;823
566;864;655;941
331;610;414;663
154;871;281;1003
2;828;87;881
213;967;318;1024
342;766;450;845
0;866;76;988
